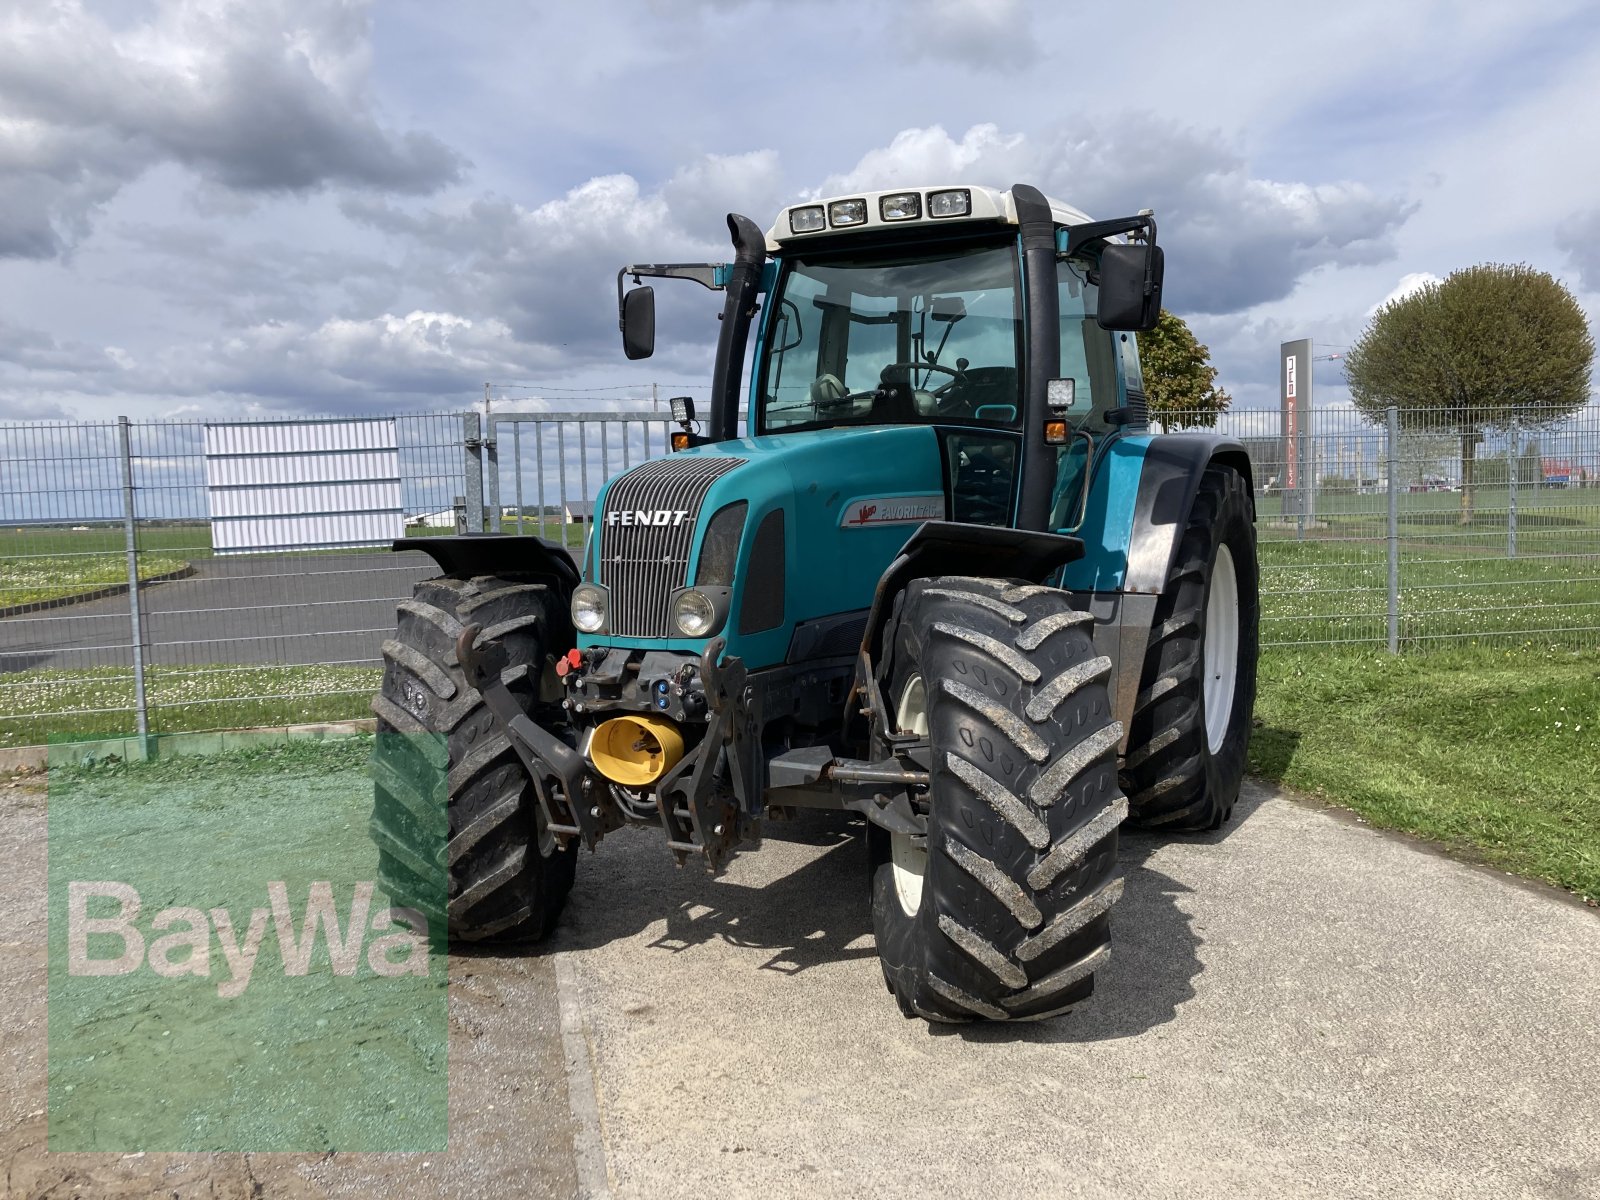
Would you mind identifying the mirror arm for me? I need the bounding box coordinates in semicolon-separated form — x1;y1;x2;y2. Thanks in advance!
1057;213;1157;259
615;264;726;330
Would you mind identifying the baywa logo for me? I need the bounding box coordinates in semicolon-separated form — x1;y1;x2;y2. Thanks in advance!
605;508;690;527
67;880;430;999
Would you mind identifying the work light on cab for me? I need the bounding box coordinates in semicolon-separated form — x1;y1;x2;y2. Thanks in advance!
788;205;825;234
828;199;867;227
927;188;971;218
880;192;921;221
571;583;608;633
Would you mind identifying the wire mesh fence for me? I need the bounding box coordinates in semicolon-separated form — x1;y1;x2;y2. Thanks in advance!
1160;401;1600;650
1;401;1596;749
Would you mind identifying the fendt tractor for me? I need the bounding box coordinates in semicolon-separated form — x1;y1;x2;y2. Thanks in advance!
371;183;1259;1023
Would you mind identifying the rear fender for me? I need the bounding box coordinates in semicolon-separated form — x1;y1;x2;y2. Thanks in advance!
1061;432;1253;597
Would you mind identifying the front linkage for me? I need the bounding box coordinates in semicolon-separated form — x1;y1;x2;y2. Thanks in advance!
455;620;933;873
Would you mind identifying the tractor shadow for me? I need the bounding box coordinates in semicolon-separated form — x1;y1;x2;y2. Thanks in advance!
541;783;1272;1043
942;783;1269;1045
550;810;877;976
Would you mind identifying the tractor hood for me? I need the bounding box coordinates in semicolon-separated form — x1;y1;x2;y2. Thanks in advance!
582;424;947;669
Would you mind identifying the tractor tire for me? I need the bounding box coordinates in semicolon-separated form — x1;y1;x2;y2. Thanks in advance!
369;573;578;942
870;576;1127;1023
1122;464;1259;831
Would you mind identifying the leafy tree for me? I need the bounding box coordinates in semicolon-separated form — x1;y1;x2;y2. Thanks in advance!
1344;264;1594;524
1139;310;1232;428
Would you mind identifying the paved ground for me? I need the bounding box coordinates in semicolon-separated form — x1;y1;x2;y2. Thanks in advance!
5;777;1599;1198
0;551;434;674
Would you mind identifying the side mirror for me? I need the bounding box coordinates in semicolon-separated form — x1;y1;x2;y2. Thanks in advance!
621;286;656;360
1096;242;1163;332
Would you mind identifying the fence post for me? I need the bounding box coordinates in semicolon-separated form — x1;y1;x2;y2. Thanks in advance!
486;414;502;533
1386;406;1400;654
513;421;524;536
462;412;485;532
117;416;152;755
1507;415;1518;559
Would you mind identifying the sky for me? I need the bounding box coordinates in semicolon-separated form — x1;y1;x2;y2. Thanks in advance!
2;0;1599;423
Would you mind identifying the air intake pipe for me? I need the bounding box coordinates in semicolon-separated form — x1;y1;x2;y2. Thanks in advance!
1011;183;1062;533
708;213;768;442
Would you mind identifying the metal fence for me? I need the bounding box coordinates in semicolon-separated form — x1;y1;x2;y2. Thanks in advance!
2;401;1596;750
1160;402;1600;651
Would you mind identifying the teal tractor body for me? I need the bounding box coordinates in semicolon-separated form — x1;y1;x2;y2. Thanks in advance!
376;183;1259;1023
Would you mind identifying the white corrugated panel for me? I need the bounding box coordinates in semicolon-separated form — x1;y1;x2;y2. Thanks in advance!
204;420;404;554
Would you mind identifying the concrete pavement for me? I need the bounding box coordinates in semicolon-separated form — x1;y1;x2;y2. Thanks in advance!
554;781;1600;1199
5;775;1598;1197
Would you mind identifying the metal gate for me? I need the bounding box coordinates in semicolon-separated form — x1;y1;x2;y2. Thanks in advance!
460;410;680;546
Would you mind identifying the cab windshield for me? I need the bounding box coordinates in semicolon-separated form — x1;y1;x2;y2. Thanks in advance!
757;241;1022;434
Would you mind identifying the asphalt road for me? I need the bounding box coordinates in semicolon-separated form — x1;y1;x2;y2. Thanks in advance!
5;778;1599;1198
0;551;436;674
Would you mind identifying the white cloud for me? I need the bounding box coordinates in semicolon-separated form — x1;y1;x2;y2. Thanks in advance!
0;0;460;258
1370;271;1442;314
818;121;1413;314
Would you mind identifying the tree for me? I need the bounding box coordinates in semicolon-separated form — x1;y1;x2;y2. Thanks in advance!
1344;263;1594;524
1139;310;1232;428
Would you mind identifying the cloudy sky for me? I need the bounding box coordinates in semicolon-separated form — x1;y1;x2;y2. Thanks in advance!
2;0;1599;422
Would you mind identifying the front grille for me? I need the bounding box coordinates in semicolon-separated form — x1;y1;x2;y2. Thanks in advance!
599;455;745;637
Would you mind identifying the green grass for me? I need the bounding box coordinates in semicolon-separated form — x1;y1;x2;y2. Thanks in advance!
0;663;379;748
0;518;590;610
1256;480;1600;646
1250;644;1600;903
0;523;196;608
50;729;375;782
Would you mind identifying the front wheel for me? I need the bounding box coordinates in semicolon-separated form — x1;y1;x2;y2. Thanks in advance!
870;577;1127;1023
1122;465;1260;830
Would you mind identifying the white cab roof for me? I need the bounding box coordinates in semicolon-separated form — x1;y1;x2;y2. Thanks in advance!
764;185;1094;250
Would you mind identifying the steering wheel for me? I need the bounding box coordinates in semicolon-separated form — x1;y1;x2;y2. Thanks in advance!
880;361;970;415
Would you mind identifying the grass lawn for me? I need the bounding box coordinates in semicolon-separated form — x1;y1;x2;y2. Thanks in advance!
1250;644;1600;904
1255;482;1600;646
0;517;591;610
0;663;379;748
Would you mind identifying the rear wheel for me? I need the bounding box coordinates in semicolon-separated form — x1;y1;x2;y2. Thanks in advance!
870;577;1127;1022
1122;465;1259;831
370;573;578;942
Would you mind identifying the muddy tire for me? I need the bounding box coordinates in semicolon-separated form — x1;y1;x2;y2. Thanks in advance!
1122;465;1259;831
870;576;1127;1023
370;573;578;942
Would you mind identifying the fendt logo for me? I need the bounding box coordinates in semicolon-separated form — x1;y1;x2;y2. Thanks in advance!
606;509;691;527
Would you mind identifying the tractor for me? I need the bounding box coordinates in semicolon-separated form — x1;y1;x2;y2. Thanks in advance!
371;183;1259;1023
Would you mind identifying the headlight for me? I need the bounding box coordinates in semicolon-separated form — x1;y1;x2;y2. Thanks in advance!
673;589;717;638
571;583;608;633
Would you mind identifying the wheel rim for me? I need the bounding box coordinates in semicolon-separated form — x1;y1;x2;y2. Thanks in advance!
890;675;929;917
1203;543;1240;755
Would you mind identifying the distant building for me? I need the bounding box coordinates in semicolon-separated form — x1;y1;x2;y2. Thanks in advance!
564;501;595;524
408;509;459;529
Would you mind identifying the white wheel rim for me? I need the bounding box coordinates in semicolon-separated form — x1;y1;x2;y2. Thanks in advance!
890;675;929;917
1203;543;1240;755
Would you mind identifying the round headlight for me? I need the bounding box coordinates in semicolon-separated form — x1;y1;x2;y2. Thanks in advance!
673;589;717;638
571;584;607;633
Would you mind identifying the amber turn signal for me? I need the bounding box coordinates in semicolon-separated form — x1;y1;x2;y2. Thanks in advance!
670;431;691;451
1044;419;1069;445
